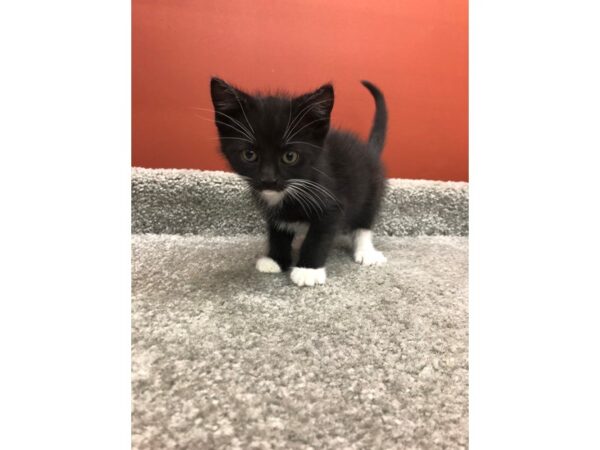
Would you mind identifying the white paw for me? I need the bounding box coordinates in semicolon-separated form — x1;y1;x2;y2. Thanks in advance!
290;267;326;287
256;256;282;273
354;248;387;266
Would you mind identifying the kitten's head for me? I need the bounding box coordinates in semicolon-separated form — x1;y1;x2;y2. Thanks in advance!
210;77;334;205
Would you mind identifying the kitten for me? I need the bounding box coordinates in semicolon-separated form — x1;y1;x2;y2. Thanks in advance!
210;77;388;287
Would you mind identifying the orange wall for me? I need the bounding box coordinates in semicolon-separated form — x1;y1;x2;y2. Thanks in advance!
133;0;468;181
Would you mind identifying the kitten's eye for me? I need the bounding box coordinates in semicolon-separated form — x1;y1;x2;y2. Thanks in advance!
241;149;258;162
281;151;299;165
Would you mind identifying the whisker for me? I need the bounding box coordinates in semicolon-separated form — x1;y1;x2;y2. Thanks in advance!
287;98;330;132
213;120;254;141
227;88;255;136
283;99;331;142
216;136;254;144
285;118;329;142
287;183;326;216
288;179;343;212
299;185;328;211
288;179;339;204
288;185;322;216
291;178;335;194
297;189;325;216
297;186;324;215
283;102;327;143
192;107;254;138
195;116;254;141
310;166;332;179
285;187;311;217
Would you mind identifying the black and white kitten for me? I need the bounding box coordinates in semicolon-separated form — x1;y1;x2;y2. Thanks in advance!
210;77;388;287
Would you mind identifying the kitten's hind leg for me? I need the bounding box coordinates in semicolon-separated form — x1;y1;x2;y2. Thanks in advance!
352;229;387;266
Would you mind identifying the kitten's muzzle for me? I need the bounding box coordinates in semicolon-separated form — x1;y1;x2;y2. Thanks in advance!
259;164;279;190
259;179;279;190
260;189;286;206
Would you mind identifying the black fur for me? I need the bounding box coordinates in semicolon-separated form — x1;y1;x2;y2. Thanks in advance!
210;77;387;271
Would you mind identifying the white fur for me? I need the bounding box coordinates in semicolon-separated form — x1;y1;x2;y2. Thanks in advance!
290;267;326;287
256;256;282;273
353;229;387;266
260;190;285;206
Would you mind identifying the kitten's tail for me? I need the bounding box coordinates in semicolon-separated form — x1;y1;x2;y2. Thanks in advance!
361;80;387;156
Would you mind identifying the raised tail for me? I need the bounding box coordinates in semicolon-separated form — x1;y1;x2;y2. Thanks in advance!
361;80;387;156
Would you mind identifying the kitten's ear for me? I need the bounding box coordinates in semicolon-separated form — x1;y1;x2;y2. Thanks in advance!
210;77;247;113
291;84;334;140
296;84;334;119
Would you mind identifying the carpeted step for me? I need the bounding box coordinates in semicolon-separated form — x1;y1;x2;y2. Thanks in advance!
132;234;468;449
132;168;468;236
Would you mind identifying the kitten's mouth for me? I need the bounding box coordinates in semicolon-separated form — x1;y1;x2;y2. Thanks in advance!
260;189;286;206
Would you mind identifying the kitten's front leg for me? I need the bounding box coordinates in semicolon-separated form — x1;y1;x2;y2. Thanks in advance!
291;221;336;287
256;223;293;273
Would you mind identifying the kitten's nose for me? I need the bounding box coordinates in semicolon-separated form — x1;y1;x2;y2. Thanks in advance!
260;166;278;189
260;178;278;190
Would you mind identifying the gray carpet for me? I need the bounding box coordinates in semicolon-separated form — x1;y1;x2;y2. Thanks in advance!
131;168;468;449
132;234;468;449
132;168;469;237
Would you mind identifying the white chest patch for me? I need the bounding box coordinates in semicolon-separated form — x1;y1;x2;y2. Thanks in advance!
274;221;310;235
260;190;286;206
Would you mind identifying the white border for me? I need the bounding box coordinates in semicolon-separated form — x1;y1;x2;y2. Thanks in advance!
0;1;131;449
471;1;600;448
1;0;600;448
